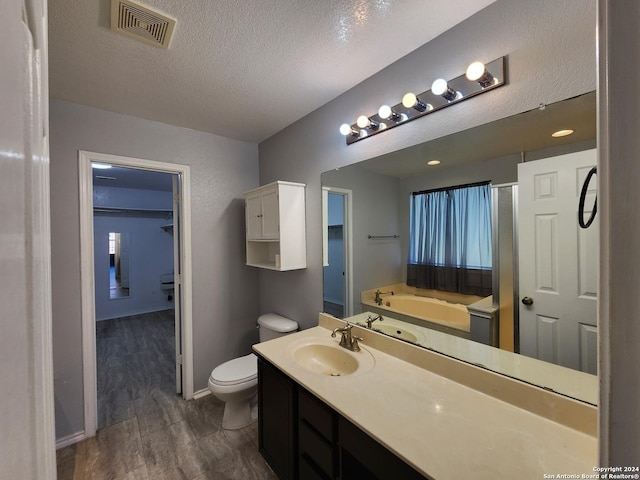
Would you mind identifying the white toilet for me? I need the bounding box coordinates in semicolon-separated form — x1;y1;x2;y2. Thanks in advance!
208;313;298;430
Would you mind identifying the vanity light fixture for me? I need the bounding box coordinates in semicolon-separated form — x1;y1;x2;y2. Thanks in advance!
431;78;461;102
402;93;432;112
465;61;495;88
551;129;574;138
340;56;506;145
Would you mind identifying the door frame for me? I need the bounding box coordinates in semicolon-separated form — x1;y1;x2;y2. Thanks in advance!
78;150;194;438
322;186;354;317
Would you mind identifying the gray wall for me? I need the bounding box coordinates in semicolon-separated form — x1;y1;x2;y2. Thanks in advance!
322;168;402;316
50;100;260;439
258;0;596;330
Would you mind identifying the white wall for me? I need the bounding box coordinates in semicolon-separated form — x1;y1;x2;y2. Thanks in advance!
258;0;596;331
50;100;260;440
93;215;174;320
93;185;175;320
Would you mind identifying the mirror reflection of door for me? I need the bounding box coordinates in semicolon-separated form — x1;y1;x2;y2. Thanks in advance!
109;232;130;299
517;149;598;374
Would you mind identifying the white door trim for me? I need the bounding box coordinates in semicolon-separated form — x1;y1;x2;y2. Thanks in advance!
78;150;194;438
322;186;354;317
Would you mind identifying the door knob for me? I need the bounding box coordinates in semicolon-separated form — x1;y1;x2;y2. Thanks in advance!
521;296;534;306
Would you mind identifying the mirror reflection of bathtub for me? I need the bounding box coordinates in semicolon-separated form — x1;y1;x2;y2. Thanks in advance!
360;284;497;344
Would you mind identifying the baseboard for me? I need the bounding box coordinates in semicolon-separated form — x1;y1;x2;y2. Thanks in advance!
96;306;173;322
193;388;211;400
56;431;86;450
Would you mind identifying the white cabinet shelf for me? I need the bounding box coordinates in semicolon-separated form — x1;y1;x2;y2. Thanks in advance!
245;181;306;271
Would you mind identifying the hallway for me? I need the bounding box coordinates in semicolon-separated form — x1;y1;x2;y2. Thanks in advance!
56;311;275;479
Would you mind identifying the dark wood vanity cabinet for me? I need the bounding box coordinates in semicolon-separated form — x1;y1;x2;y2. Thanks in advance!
258;357;297;480
257;357;426;480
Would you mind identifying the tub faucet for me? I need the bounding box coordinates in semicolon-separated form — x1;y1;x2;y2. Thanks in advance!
374;289;394;305
331;322;362;352
366;314;383;329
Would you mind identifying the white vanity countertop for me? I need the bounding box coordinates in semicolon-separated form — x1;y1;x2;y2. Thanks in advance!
253;323;597;480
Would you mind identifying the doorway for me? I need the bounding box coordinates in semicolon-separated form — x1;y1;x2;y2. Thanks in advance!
79;151;194;439
322;187;353;318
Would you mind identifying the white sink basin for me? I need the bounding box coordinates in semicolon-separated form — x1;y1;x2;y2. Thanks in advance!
287;337;375;377
374;324;420;343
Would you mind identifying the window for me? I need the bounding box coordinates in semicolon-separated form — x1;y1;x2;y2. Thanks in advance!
407;182;492;296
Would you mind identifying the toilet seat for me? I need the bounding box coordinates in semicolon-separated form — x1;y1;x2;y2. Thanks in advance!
209;353;257;386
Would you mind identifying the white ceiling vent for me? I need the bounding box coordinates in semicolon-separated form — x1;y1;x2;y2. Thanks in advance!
110;0;176;49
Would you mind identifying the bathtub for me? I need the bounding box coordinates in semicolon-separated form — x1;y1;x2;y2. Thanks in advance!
361;294;471;339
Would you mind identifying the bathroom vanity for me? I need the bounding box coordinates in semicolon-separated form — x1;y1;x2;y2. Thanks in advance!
258;357;424;480
253;313;597;480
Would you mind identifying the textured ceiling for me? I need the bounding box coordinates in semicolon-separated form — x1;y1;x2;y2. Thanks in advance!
48;0;495;143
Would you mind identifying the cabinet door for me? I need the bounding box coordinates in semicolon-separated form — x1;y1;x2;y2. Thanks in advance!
261;189;280;239
258;358;297;480
246;195;263;240
339;418;425;480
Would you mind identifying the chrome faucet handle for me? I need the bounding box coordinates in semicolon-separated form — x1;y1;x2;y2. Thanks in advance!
349;334;363;352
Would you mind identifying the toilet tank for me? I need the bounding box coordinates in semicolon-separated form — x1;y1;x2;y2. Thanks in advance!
258;313;298;342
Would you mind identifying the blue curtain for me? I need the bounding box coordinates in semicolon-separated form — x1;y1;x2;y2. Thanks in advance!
407;183;492;296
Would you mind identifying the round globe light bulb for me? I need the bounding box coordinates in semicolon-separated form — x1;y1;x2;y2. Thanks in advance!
431;78;448;95
356;115;371;129
339;123;353;136
402;92;418;109
378;105;392;119
466;62;486;81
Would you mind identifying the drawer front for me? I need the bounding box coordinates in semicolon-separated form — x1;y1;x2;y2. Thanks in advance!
299;388;334;441
299;420;334;478
299;454;332;480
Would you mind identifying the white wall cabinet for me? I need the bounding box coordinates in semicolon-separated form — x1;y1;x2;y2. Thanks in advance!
245;181;306;271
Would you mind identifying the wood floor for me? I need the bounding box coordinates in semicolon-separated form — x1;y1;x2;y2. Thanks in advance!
56;310;276;480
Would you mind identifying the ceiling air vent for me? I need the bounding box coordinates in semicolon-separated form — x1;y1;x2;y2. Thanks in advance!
110;0;176;49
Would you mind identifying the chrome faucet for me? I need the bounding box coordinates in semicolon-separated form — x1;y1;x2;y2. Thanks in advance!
374;289;394;305
331;322;363;352
365;314;383;329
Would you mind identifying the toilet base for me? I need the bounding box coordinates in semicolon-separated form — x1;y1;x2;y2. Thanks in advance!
221;393;258;430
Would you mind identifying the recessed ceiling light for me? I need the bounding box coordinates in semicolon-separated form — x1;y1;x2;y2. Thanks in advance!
427;160;441;166
551;129;574;138
92;162;112;169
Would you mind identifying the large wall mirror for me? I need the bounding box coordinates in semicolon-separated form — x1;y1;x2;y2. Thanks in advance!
322;91;598;405
109;232;131;299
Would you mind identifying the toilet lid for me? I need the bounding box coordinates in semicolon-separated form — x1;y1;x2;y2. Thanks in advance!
210;353;257;386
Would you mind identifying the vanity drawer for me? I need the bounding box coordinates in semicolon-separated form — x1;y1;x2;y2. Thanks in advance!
298;387;335;441
299;421;334;479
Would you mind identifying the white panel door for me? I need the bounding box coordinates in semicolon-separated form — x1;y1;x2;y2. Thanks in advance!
518;149;598;373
